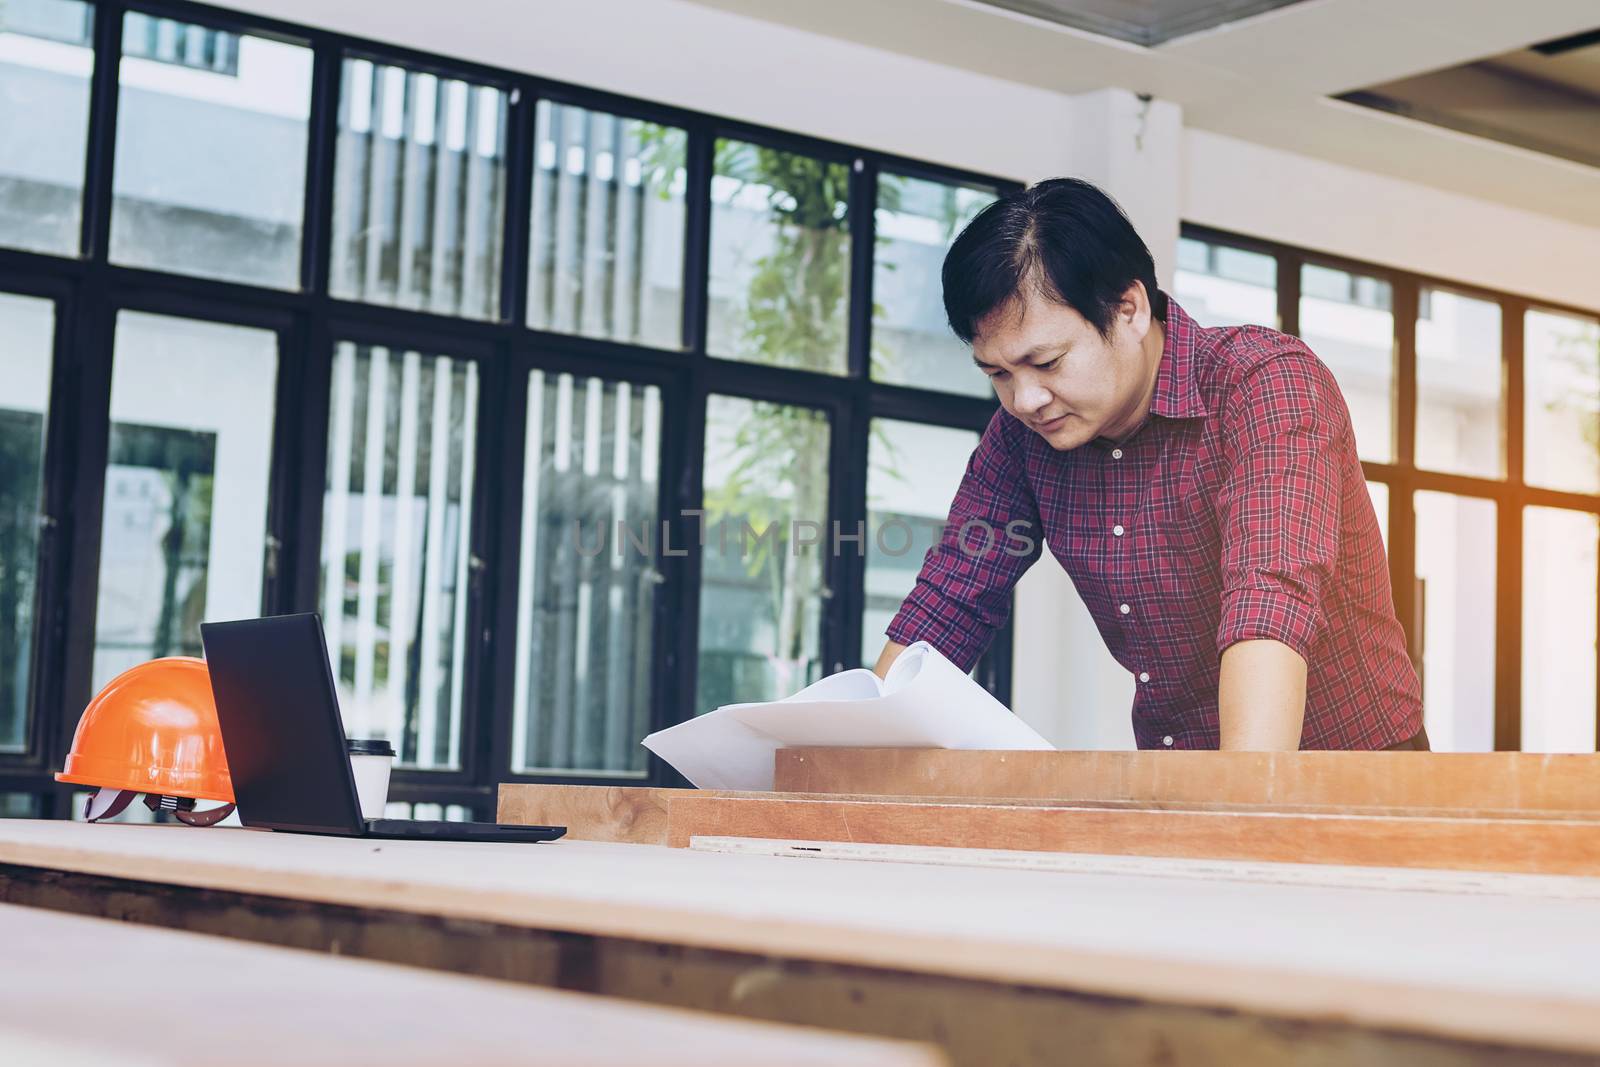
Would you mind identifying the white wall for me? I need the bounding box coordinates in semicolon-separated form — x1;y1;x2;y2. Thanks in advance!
224;0;1600;747
1185;129;1600;313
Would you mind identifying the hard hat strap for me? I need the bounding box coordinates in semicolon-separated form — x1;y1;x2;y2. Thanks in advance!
81;788;235;826
174;803;237;827
84;788;137;822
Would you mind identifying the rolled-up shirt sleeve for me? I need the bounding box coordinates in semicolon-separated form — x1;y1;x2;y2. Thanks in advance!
885;410;1043;671
1215;352;1350;661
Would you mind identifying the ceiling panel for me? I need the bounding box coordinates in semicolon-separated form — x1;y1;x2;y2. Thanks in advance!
968;0;1315;46
1339;29;1600;171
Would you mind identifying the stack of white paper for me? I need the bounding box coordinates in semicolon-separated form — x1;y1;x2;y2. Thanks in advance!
641;641;1053;790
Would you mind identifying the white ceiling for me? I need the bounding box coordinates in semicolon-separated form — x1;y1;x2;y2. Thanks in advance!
681;0;1600;227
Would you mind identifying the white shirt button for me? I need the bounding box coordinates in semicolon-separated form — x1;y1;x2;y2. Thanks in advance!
1111;448;1124;460
1138;671;1150;683
1113;524;1125;537
1119;603;1131;615
1162;735;1174;747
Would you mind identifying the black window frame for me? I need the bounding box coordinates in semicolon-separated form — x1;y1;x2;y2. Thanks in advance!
0;0;1021;817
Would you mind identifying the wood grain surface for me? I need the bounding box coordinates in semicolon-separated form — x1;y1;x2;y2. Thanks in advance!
0;900;942;1066
773;749;1600;815
664;793;1600;875
4;820;1600;1058
498;784;681;843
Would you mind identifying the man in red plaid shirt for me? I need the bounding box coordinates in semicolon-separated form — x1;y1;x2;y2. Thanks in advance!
874;178;1425;751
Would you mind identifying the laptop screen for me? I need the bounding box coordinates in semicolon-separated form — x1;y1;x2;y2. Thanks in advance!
200;614;367;835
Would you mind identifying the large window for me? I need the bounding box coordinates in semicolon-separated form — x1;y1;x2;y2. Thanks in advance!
319;342;478;770
1187;224;1600;753
864;419;979;665
0;2;1016;815
708;139;851;375
0;0;95;255
331;57;509;319
511;371;663;776
109;15;311;287
92;311;277;692
871;173;997;396
1525;309;1600;496
697;395;832;712
1416;288;1503;479
526;102;686;350
0;292;54;753
1414;491;1495;751
1173;236;1278;329
1523;507;1598;753
1299;262;1394;463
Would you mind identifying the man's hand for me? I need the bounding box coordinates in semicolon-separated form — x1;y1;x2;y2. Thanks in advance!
872;640;908;680
1218;639;1306;750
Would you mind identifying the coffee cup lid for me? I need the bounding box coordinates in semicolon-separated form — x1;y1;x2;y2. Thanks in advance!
346;738;396;757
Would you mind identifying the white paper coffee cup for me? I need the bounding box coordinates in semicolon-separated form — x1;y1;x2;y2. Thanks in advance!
346;739;395;820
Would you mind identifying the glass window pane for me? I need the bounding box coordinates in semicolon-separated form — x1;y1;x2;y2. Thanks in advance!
0;292;53;752
1415;492;1495;752
1;792;40;817
331;58;508;319
109;17;310;288
527;102;686;349
698;395;830;711
1416;289;1503;478
320;342;479;769
864;419;979;665
1366;480;1389;552
1299;263;1394;463
511;371;662;776
871;174;996;396
1523;506;1598;752
708;140;850;374
0;0;94;255
1173;237;1278;329
1525;309;1600;495
94;312;277;693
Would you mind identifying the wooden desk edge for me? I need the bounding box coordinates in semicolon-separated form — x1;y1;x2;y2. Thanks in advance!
2;827;1599;1059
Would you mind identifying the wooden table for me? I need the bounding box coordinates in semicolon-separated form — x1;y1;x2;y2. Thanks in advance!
0;900;941;1066
3;818;1599;1066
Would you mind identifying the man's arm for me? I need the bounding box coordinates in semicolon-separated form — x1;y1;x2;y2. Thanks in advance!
872;640;908;680
1215;350;1350;751
1218;638;1306;749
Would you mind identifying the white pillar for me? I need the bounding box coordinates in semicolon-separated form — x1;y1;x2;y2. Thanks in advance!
1058;87;1184;289
1009;89;1184;750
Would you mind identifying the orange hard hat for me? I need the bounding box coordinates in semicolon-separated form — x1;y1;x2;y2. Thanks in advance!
56;657;235;825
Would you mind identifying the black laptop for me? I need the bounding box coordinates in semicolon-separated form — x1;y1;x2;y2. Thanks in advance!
200;613;564;843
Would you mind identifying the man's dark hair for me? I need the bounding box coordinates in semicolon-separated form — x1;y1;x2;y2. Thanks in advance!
942;177;1167;344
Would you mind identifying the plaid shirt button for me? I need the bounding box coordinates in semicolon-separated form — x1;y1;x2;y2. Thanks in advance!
1118;603;1131;615
1111;448;1123;459
1113;524;1125;537
1162;735;1174;747
1138;671;1150;683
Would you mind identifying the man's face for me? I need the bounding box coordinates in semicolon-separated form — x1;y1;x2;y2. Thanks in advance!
971;286;1155;450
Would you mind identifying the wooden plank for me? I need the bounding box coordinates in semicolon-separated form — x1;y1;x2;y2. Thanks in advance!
665;793;1600;876
0;900;942;1067
9;866;1584;1067
773;749;1600;816
6;821;1600;1063
497;784;683;843
689;836;1600;899
496;781;1600;847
